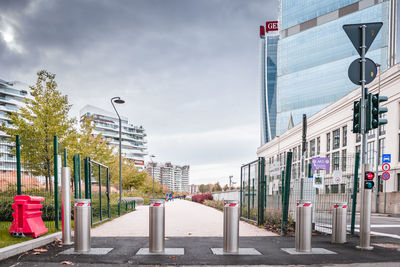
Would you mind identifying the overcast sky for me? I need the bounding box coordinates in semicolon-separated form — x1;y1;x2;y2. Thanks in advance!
0;0;278;186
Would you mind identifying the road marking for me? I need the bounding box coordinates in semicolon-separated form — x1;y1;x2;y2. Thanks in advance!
351;224;400;228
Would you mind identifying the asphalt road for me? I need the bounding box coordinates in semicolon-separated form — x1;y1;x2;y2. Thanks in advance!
355;214;400;237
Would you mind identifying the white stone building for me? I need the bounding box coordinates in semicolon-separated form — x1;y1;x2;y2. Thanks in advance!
257;64;400;195
146;162;190;192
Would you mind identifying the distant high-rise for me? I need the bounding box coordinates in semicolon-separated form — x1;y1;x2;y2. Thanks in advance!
146;162;190;193
259;23;279;145
276;0;396;135
0;79;31;170
80;105;147;167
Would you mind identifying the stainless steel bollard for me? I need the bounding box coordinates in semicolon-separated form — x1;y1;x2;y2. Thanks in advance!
149;199;165;253
296;200;312;252
74;199;91;252
61;167;72;245
332;202;347;243
223;200;239;253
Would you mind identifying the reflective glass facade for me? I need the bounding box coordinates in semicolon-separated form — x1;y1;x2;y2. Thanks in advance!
282;0;359;30
277;1;390;135
266;35;279;140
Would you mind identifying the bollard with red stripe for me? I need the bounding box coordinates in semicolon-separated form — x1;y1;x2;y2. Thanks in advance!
223;200;240;253
295;200;312;253
332;202;347;244
149;199;166;253
74;199;91;252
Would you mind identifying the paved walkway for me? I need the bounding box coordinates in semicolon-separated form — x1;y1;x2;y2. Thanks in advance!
92;199;276;237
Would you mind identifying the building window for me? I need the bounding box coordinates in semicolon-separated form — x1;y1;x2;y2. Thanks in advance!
331;184;339;194
398;174;400;192
298;145;301;161
317;137;320;155
326;154;330;173
333;129;340;150
379;138;385;165
310;139;316;157
342;126;347;147
340;184;346;193
356;133;361;143
367;141;375;166
325;185;330;194
327;133;331;152
342;149;347;171
333;151;339;171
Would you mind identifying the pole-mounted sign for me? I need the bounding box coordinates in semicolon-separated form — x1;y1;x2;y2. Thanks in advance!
343;22;383;251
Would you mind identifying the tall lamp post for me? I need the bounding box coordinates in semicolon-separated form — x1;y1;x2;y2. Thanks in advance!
150;154;156;197
111;96;125;216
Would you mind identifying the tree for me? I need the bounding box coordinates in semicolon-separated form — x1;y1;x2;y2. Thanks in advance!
199;184;207;193
223;184;229;191
213;182;222;192
2;70;75;192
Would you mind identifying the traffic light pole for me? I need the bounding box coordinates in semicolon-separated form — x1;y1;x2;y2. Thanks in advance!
358;24;373;250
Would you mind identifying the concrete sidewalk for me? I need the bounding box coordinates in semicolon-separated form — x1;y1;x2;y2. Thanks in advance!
92;199;276;237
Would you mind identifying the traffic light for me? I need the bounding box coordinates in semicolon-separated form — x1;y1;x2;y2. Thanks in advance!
368;93;388;130
352;100;361;133
364;171;375;189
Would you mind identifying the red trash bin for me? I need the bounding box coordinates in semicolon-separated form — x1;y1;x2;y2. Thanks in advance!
9;195;48;238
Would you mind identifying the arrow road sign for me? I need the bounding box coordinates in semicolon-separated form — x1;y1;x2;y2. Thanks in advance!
343;22;383;56
348;57;377;85
382;171;390;181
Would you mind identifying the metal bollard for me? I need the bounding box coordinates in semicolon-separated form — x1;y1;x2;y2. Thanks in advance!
332;202;347;243
223;200;239;253
149;199;165;253
61;167;73;245
74;199;91;252
296;200;312;252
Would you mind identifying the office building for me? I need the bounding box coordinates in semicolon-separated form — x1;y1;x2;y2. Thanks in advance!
257;63;400;212
80;105;147;167
146;162;190;192
275;0;397;136
0;79;31;170
259;24;279;145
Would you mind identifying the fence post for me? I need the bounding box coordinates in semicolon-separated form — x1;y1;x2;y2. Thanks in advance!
281;152;293;235
134;200;136;210
73;155;78;198
63;148;67;167
16;135;21;195
84;157;90;199
308;163;312;178
240;166;243;217
247;164;250;220
106;167;110;218
99;165;102;221
54;136;59;230
78;154;82;198
351;152;360;235
257;157;265;226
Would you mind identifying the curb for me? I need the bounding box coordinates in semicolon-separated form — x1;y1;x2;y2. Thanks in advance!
0;231;61;261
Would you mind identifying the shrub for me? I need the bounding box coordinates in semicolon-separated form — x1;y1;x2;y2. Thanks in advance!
203;200;224;211
191;193;213;203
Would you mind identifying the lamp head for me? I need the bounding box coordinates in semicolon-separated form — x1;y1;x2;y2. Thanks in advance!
112;97;125;104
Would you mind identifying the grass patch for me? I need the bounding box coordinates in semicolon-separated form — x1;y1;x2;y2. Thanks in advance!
0;221;60;248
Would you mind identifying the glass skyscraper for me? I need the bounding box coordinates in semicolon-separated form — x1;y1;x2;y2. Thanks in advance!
276;0;396;135
260;26;279;145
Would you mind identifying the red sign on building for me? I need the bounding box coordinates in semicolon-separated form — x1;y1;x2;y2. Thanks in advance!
266;21;278;32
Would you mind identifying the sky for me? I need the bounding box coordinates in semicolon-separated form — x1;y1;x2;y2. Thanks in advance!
0;0;278;186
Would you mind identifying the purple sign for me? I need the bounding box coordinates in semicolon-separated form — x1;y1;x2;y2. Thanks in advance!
312;157;330;171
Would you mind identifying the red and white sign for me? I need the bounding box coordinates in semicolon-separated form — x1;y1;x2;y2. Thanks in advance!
297;202;312;207
134;160;144;166
382;171;390;181
382;163;390;171
75;202;91;207
266;21;278;32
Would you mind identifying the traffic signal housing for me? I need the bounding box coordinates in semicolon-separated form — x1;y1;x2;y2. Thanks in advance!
364;171;375;189
353;100;361;133
368;93;388;130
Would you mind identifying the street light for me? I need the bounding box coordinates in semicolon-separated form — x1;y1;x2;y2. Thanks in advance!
111;96;125;216
150;154;156;197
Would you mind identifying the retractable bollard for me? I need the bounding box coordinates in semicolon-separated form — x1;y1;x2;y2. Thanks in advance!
223;200;239;253
296;200;312;253
61;167;72;245
149;199;165;253
74;199;91;252
332;202;347;243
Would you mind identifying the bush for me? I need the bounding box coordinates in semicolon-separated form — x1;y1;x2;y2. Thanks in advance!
203;200;224;210
263;211;295;235
191;193;213;203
